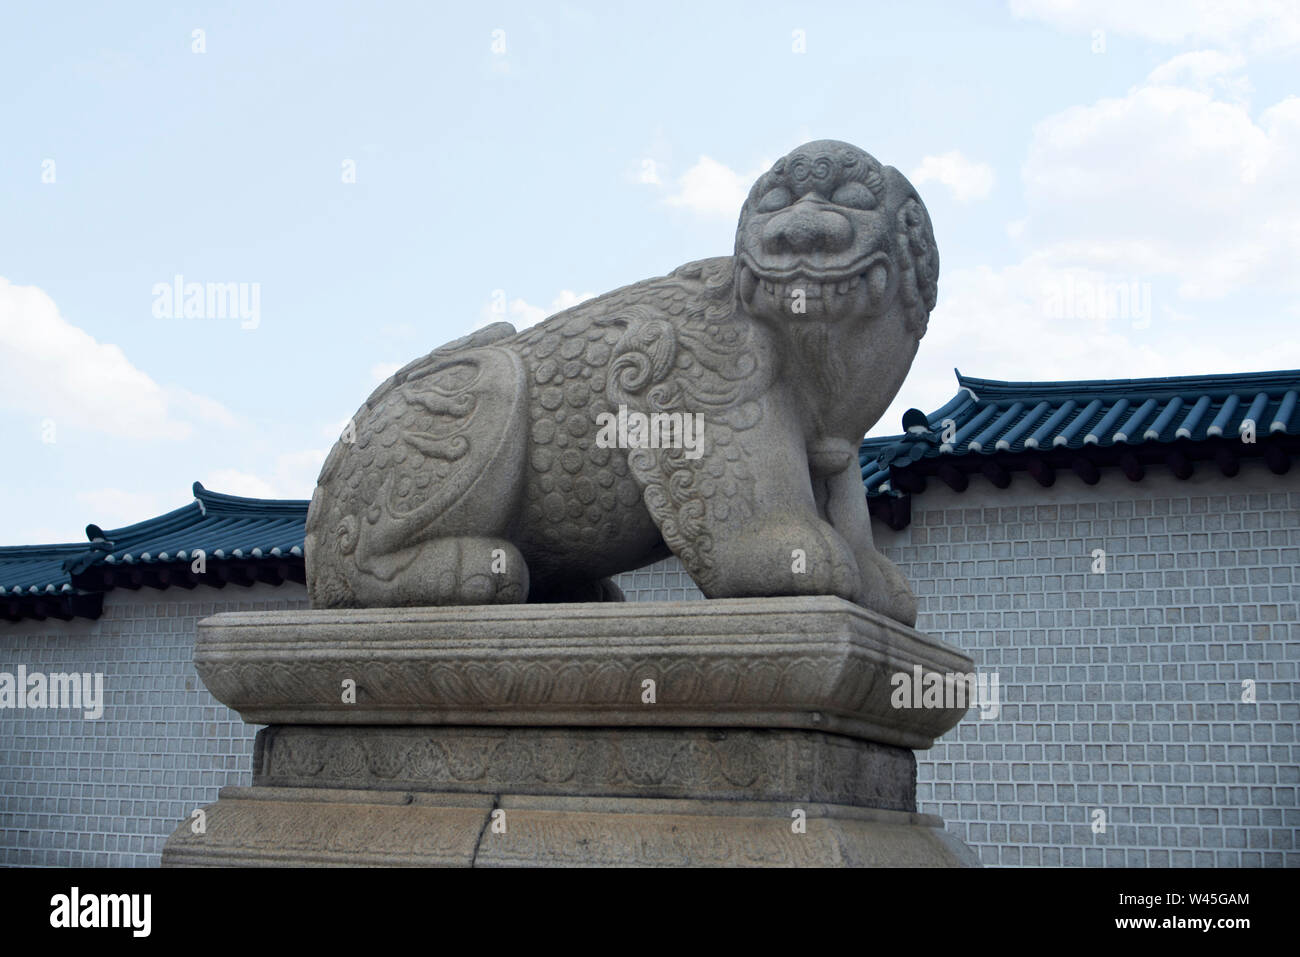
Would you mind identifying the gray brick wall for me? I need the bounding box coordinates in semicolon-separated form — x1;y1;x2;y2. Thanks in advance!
880;460;1299;867
615;556;704;602
1;458;1295;866
0;588;305;867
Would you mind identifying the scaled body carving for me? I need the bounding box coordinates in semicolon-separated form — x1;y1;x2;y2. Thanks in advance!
306;140;938;625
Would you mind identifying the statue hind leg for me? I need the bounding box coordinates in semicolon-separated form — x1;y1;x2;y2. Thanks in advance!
307;341;534;608
348;536;530;606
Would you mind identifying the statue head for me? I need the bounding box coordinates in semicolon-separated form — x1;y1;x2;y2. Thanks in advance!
733;140;938;336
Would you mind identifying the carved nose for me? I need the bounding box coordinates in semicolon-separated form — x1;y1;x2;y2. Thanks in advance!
762;202;854;255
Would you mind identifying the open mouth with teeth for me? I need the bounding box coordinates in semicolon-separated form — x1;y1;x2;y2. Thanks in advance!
737;255;892;320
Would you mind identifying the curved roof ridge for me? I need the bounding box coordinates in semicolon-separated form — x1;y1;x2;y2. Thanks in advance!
93;501;205;543
0;541;91;557
192;480;311;515
957;368;1300;401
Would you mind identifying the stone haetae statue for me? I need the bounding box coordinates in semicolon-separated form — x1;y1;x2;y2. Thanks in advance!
172;143;977;871
306;140;938;625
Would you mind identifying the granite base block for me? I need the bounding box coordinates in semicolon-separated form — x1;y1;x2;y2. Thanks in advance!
162;786;980;867
162;598;980;867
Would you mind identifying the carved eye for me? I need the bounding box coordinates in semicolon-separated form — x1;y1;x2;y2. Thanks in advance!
756;187;792;213
831;182;877;210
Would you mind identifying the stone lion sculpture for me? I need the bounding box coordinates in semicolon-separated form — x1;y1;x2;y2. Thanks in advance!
306;139;938;626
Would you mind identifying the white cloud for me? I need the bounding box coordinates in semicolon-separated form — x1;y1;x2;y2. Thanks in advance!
1008;0;1300;52
0;278;236;440
370;361;403;383
166;385;239;429
205;468;279;499
664;156;766;219
872;51;1300;435
1019;74;1300;300
1146;50;1251;102
203;449;326;501
910;151;996;202
873;255;1300;436
504;299;547;328
550;289;598;313
273;448;328;497
476;289;598;333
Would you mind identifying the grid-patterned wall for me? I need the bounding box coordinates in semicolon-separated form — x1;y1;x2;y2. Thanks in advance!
2;460;1296;867
884;462;1299;867
0;589;306;867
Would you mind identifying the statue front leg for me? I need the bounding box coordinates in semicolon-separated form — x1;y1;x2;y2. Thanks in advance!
701;502;867;604
819;452;917;627
629;404;867;605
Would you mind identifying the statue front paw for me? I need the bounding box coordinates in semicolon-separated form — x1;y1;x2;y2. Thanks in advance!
704;514;865;604
856;546;918;627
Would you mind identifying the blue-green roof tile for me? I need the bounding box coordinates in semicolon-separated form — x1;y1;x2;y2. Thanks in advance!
861;368;1300;496
1;482;310;619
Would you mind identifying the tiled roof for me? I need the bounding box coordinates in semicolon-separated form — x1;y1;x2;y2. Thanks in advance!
1;483;308;622
860;369;1300;528
0;543;90;599
86;482;305;569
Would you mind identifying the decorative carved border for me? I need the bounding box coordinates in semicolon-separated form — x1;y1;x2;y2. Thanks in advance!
254;726;917;810
195;597;974;748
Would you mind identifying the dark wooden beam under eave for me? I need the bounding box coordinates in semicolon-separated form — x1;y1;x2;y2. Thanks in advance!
48;598;76;621
70;592;104;620
1118;451;1145;482
91;567;127;590
168;567;199;589
887;494;911;531
890;467;927;494
980;459;1012;489
1070;456;1101;485
254;562;287;586
867;494;911;532
214;561;257;587
1167;447;1194;480
937;462;968;492
1215;445;1240;477
107;567;145;590
1026;456;1056;488
1264;442;1291;475
2;592;103;623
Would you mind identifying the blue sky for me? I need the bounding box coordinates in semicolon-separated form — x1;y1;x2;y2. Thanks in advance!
2;1;1298;543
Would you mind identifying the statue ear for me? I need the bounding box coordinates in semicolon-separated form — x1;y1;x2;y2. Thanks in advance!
878;166;939;332
880;166;915;210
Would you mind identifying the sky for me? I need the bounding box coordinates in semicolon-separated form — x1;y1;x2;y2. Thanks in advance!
2;0;1299;544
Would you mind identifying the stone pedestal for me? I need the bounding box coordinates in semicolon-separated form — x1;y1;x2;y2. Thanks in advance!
162;597;980;867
